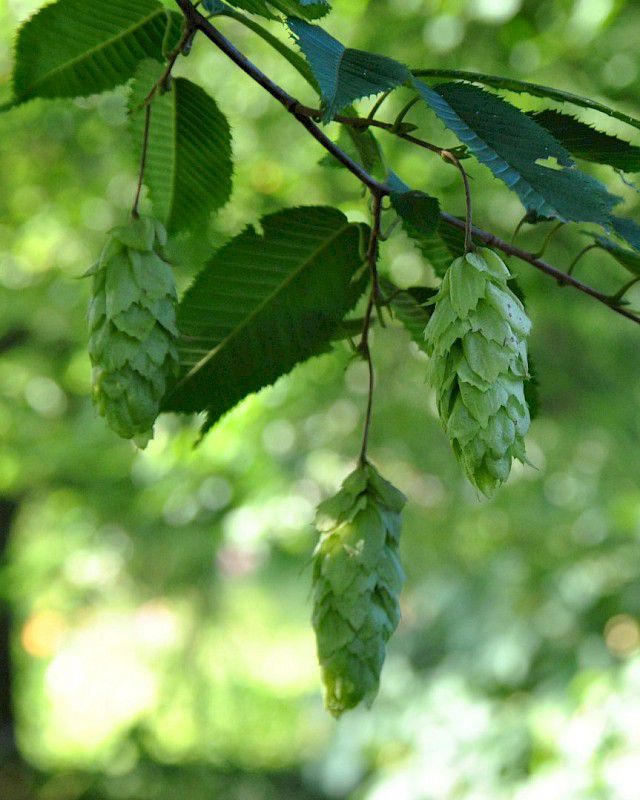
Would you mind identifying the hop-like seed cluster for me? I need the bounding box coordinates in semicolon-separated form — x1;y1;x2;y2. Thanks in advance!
312;462;406;717
88;216;179;445
425;248;532;495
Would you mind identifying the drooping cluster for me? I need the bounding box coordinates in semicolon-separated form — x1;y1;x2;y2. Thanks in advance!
425;247;532;495
311;462;406;716
88;216;179;445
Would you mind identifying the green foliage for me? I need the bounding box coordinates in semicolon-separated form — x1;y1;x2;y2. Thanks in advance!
312;461;406;716
380;280;435;346
211;0;330;21
10;0;181;104
425;249;532;495
88;216;179;444
163;207;368;429
129;60;233;234
412;80;620;227
390;188;441;238
529;110;640;173
287;18;409;122
413;68;640;135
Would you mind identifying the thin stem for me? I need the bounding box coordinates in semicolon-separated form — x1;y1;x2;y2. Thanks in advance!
392;97;419;129
441;150;474;251
139;23;195;111
358;192;383;465
131;103;152;219
567;243;598;276
368;91;392;120
534;220;564;258
608;276;640;305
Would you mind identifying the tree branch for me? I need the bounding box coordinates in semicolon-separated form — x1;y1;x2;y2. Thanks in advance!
173;0;640;327
442;213;640;325
173;0;387;195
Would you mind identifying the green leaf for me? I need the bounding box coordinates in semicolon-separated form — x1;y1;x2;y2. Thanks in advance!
287;18;409;122
610;216;640;253
129;61;233;234
529;110;640;173
390;189;441;238
413;80;620;227
11;0;181;104
412;69;640;136
163;207;368;429
218;0;330;20
379;279;434;347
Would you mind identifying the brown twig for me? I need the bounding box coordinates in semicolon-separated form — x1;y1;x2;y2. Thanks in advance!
358;192;384;465
131;104;152;219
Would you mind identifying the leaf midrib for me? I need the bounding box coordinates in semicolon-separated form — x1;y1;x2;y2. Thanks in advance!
170;219;357;397
19;6;166;96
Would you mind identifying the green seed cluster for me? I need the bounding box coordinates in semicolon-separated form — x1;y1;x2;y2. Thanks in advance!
425;248;532;495
88;216;179;445
312;462;406;716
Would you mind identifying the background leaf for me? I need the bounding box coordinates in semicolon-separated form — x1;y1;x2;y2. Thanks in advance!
529;110;640;173
413;80;621;227
163;206;368;429
11;0;181;104
287;18;409;122
129;61;233;235
379;279;434;346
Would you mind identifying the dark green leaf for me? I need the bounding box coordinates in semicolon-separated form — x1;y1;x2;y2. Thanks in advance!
610;216;640;253
129;61;233;234
413;80;620;226
11;0;181;104
529;110;640;173
287;18;409;122
163;207;368;429
379;279;434;346
390;189;441;237
412;69;640;135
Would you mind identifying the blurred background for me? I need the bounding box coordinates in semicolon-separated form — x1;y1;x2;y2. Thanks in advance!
1;0;640;797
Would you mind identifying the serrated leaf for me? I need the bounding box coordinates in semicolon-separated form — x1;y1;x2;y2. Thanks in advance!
130;61;233;234
529;110;640;173
287;18;409;122
412;69;640;135
219;0;330;20
163;207;368;429
11;0;181;104
413;80;621;227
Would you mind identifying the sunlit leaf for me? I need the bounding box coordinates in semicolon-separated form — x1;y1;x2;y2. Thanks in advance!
10;0;181;104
